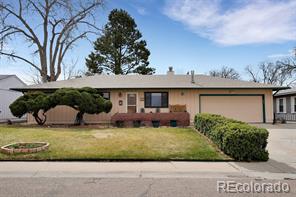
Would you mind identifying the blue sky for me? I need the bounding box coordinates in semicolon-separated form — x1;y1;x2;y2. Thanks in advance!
0;0;295;83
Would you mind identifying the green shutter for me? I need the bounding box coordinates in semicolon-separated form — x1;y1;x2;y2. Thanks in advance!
145;93;151;107
162;93;168;107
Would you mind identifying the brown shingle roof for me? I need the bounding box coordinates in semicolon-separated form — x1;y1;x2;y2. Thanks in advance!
12;74;288;91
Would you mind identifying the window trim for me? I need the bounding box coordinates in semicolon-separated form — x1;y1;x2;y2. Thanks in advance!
277;97;286;113
291;96;296;113
144;92;169;108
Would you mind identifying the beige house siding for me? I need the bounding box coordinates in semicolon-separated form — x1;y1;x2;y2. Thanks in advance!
27;88;274;124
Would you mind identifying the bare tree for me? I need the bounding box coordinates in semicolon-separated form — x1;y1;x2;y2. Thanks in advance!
278;48;296;85
0;0;103;83
30;69;42;85
245;65;260;83
245;62;295;86
62;59;83;80
28;59;82;84
209;66;240;80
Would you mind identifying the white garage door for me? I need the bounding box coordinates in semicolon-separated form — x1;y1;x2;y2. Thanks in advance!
200;95;264;123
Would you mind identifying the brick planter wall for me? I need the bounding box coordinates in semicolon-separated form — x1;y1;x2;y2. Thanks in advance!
111;112;190;127
0;142;49;154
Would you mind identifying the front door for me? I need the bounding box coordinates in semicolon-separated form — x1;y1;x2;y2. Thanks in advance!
127;93;137;113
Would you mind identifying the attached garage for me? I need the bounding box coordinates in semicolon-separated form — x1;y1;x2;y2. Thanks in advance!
199;94;265;123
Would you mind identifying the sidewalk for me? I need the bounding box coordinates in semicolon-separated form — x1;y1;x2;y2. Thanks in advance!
0;161;296;179
0;161;240;178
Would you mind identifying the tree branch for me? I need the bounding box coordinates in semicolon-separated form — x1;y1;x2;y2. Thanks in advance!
27;0;45;19
1;3;43;49
0;51;41;72
49;19;62;71
1;25;35;41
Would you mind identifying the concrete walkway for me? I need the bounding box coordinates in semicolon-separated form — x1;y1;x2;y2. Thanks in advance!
0;161;296;180
0;161;240;178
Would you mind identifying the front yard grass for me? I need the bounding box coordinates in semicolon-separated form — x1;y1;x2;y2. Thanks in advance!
0;126;228;161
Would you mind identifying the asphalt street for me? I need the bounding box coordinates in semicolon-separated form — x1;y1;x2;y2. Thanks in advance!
0;177;296;197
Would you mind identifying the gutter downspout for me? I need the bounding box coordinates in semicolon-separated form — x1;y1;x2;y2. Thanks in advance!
272;89;281;124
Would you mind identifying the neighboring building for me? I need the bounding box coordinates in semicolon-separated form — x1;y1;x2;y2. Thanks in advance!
12;68;287;124
274;88;296;122
0;75;26;123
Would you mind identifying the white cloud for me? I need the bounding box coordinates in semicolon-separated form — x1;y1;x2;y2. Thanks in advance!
135;6;147;15
164;0;296;45
268;49;295;59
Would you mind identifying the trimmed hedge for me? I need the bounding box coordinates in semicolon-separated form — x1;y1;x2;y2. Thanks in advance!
194;113;269;161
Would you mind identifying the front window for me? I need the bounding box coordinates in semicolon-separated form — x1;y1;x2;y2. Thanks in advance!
292;97;296;113
144;92;168;108
99;92;110;100
294;98;296;113
278;98;285;113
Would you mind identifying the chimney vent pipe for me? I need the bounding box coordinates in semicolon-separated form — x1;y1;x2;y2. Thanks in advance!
191;70;195;83
167;66;175;75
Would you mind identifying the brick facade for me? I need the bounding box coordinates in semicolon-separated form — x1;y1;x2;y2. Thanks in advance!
111;112;190;127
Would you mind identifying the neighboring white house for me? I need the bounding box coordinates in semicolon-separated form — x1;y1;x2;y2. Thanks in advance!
0;75;26;123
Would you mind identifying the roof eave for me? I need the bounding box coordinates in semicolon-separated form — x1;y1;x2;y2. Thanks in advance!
270;86;290;91
11;86;289;92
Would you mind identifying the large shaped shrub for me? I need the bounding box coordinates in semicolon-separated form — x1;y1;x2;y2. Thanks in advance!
194;113;269;161
10;87;112;125
50;88;112;125
10;92;51;125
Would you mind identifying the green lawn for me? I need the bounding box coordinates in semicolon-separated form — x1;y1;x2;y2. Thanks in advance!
0;126;228;161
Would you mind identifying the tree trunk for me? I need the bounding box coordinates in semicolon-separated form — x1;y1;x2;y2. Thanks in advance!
41;74;49;83
74;111;85;125
40;49;49;83
33;112;47;125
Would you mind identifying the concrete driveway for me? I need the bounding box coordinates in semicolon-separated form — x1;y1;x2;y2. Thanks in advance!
232;123;296;178
252;123;296;167
267;124;296;169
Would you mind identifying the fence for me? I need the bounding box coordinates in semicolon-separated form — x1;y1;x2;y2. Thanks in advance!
275;113;296;122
